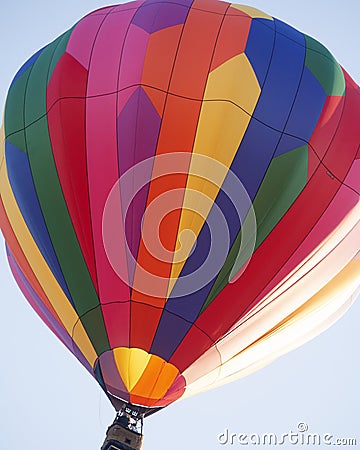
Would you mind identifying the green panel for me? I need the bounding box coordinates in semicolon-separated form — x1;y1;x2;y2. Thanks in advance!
4;68;31;144
25;117;101;316
305;35;345;96
24;30;72;127
201;145;308;313
48;28;74;80
252;145;308;248
81;307;111;355
6;130;27;153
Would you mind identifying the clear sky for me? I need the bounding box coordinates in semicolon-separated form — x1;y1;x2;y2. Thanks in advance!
0;1;359;449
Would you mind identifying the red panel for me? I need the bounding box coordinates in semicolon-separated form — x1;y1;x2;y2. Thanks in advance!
170;325;213;372
192;0;229;14
102;302;130;348
86;94;131;304
322;71;360;181
130;302;163;350
308;95;344;179
47;53;99;293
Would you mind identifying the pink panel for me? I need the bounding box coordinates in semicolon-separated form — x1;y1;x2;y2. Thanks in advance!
87;8;141;96
66;12;112;70
86;94;130;304
118;24;150;90
344;159;360;193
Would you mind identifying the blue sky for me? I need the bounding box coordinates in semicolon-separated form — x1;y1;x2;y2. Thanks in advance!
0;1;359;449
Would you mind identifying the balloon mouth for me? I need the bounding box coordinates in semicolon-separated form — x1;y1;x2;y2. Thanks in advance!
95;347;186;410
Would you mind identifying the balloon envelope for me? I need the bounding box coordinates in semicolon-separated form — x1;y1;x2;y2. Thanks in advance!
1;0;359;415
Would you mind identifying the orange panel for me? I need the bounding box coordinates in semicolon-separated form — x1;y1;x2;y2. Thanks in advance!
169;6;226;98
210;13;252;71
142;25;183;92
142;86;166;117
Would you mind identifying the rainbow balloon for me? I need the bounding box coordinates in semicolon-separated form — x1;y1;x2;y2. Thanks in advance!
1;0;359;416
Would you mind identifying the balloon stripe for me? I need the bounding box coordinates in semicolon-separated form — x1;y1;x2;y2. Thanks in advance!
245;18;275;89
308;96;345;177
304;35;345;97
47;55;99;292
275;67;326;156
85;7;137;310
66;10;109;70
252;19;305;131
5;68;31;148
322;72;360;181
5;141;72;300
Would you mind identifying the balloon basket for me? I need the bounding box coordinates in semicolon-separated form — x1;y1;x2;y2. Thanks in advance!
101;407;144;450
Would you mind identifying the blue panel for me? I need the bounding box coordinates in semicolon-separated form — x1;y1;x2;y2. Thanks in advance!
245;18;275;88
275;18;305;47
166;281;214;324
5;141;73;303
283;66;327;142
253;18;306;131
274;134;306;157
11;47;45;87
231;119;282;201
150;311;191;360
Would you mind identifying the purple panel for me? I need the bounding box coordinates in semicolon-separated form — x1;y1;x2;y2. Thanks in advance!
98;351;130;401
117;87;161;283
6;246;93;374
132;1;189;34
150;311;192;360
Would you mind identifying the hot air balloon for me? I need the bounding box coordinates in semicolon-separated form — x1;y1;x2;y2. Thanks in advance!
1;0;359;448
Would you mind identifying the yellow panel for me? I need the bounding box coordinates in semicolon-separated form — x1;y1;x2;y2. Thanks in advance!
0;160;97;366
113;348;130;390
113;347;151;392
205;53;261;114
231;4;273;20
167;56;260;294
